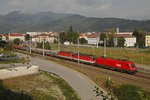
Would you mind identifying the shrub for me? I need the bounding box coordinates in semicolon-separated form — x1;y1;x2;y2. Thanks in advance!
115;84;148;100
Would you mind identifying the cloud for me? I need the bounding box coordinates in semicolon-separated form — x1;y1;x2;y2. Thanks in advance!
0;0;150;20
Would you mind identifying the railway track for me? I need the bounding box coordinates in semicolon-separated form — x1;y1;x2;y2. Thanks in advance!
60;58;150;89
14;49;150;90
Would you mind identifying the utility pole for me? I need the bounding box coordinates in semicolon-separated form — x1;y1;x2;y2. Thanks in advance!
97;33;100;49
29;38;31;54
43;36;45;57
104;38;107;57
78;38;80;66
58;33;60;51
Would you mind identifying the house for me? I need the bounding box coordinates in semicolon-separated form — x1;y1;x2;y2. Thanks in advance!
26;32;43;37
79;33;100;45
4;33;25;41
145;33;150;47
79;33;88;40
0;34;6;41
26;32;58;37
32;34;55;43
116;32;133;35
114;34;136;47
86;33;100;45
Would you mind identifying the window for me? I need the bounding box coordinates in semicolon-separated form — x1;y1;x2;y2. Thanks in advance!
130;64;136;68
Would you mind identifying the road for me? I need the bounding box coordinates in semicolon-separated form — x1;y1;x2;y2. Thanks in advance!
17;53;104;100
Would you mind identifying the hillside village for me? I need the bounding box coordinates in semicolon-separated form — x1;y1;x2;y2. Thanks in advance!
0;28;150;48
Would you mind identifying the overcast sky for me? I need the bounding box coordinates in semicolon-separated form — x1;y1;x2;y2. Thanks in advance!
0;0;150;20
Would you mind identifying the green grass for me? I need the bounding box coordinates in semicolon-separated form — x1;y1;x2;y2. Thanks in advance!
0;50;27;64
0;50;16;57
44;72;81;100
49;43;150;66
2;72;80;100
114;84;150;100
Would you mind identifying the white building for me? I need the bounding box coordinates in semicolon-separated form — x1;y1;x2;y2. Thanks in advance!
114;34;136;47
0;35;6;41
26;32;42;37
4;33;25;41
26;32;58;37
116;32;133;35
86;33;100;45
145;33;150;47
32;34;55;43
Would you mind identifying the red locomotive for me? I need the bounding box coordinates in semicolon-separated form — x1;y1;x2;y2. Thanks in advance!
95;57;137;73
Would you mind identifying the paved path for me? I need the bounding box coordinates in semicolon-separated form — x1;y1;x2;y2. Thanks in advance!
15;53;104;100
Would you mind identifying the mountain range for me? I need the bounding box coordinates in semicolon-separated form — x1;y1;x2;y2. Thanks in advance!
0;11;150;33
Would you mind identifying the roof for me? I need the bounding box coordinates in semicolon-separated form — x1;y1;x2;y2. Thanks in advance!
86;33;99;38
114;34;136;38
9;33;24;36
146;32;150;35
32;34;54;38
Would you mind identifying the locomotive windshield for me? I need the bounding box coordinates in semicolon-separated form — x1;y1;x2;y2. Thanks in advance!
130;63;136;68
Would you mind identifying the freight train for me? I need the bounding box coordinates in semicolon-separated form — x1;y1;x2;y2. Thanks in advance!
13;45;137;74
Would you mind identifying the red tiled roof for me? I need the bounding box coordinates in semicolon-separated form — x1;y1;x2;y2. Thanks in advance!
86;33;99;38
32;34;53;38
9;33;24;36
114;34;135;38
146;32;150;35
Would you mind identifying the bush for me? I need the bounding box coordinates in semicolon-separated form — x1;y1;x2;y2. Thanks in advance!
115;84;149;100
0;80;32;100
4;43;13;51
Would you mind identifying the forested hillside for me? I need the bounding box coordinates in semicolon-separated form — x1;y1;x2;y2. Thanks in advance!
0;11;150;33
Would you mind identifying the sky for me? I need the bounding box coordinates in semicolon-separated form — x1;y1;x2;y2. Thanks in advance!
0;0;150;20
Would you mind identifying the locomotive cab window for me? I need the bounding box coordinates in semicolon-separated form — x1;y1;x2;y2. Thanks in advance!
126;64;129;67
130;64;136;68
92;57;96;60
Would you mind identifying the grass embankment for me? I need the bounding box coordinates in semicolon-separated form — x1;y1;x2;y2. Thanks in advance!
1;72;80;100
0;50;26;64
50;43;150;66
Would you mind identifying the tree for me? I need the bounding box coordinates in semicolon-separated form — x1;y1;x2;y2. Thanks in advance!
0;41;7;48
59;32;67;43
79;38;87;44
107;34;115;47
4;43;13;51
67;26;79;44
108;28;116;34
25;34;30;41
99;33;106;46
44;42;51;50
36;42;42;48
133;30;146;47
13;38;21;45
117;37;125;47
59;26;79;44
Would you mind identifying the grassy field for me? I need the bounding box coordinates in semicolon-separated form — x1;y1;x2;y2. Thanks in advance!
1;72;80;100
0;50;16;56
50;43;150;66
0;50;26;64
